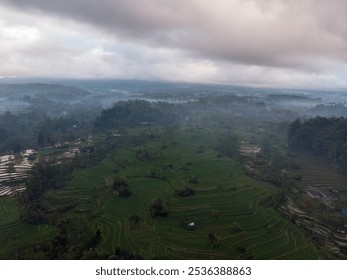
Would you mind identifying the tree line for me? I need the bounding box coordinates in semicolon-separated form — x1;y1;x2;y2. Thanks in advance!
94;100;180;131
0;111;92;154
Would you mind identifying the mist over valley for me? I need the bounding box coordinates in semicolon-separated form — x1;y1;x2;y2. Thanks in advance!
1;79;347;259
2;0;347;261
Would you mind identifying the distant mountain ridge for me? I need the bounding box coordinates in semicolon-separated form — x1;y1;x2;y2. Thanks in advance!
0;83;94;115
0;83;91;100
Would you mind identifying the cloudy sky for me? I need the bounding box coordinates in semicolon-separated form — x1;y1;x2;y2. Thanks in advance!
1;0;347;88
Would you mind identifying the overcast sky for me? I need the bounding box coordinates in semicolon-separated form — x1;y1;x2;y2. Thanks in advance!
1;0;347;88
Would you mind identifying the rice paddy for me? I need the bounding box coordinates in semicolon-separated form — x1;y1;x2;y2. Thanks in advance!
0;126;319;259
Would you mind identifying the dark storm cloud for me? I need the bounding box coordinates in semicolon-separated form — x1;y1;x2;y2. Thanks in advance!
2;0;347;70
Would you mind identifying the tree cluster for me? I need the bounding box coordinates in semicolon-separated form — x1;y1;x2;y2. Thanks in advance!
112;176;132;197
0;111;91;154
94;100;179;131
175;187;194;197
135;148;152;161
216;133;240;159
43;218;102;259
150;198;168;217
288;117;347;172
18;158;70;224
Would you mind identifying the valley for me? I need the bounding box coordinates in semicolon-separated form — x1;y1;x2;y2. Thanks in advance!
0;80;347;259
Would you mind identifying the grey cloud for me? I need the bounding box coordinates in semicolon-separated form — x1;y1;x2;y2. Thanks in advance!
1;0;347;88
1;0;347;71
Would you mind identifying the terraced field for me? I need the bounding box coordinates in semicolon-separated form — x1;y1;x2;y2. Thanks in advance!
0;127;320;259
294;154;347;192
279;153;347;256
0;151;34;196
292;154;347;220
0;196;56;259
39;127;318;259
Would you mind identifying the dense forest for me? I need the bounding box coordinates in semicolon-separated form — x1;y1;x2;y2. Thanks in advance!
0;100;182;154
288;117;347;173
0;112;92;154
94;100;181;131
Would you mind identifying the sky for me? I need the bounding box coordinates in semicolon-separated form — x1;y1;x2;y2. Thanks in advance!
1;0;347;88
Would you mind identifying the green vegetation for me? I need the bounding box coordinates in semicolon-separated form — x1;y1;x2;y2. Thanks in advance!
94;100;180;131
0;124;318;259
4;97;347;259
288;117;347;173
0;196;56;259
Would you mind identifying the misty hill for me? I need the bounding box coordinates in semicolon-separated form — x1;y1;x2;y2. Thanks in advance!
0;83;94;115
0;83;91;99
265;94;322;107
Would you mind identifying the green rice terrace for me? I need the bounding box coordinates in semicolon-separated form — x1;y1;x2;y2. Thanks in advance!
279;153;347;255
0;125;320;259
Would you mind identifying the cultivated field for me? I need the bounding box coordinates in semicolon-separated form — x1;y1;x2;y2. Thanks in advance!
280;153;347;256
0;196;56;259
38;126;318;259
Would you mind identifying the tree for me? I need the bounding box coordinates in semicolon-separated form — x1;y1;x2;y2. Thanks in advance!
207;233;220;249
112;176;128;189
189;175;198;184
112;176;132;197
118;188;132;197
288;117;347;173
18;158;70;224
175;187;194;197
217;133;240;159
150;198;168;217
287;119;302;149
10;137;23;154
37;132;45;147
129;215;142;229
7;161;16;174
